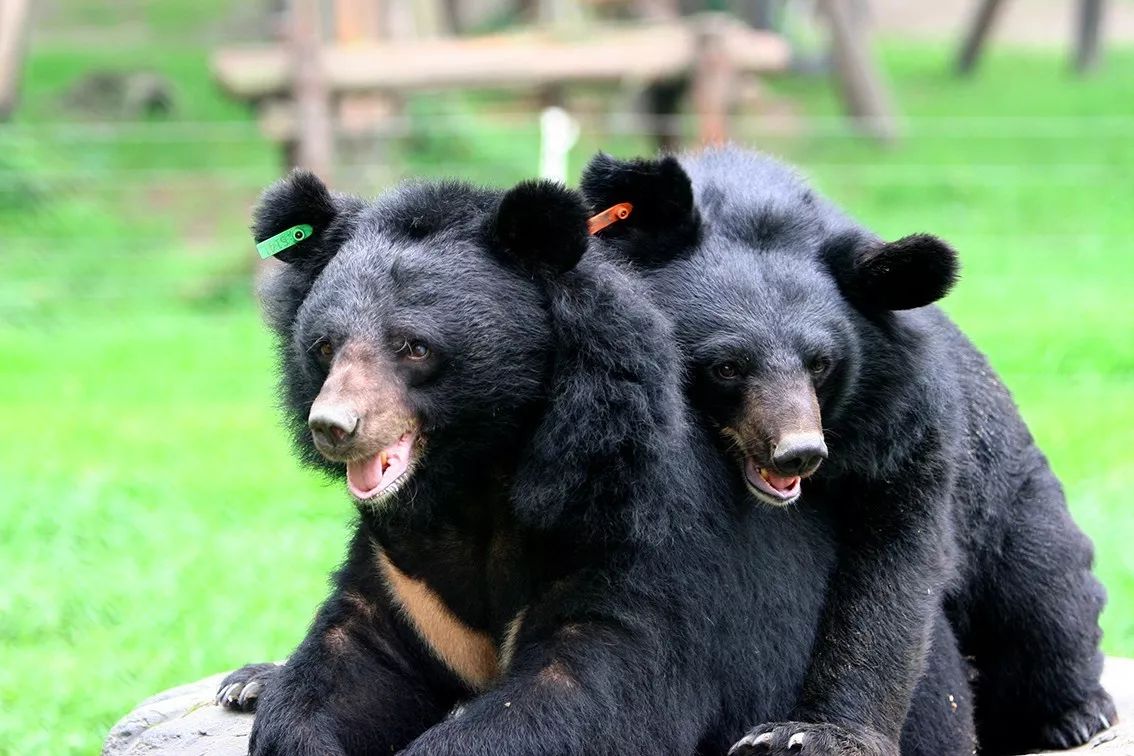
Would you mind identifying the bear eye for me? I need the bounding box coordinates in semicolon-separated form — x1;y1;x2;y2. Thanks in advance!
808;356;831;381
400;339;431;361
714;361;741;381
314;339;334;363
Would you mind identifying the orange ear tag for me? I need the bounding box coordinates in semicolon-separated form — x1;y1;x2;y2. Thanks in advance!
587;202;633;236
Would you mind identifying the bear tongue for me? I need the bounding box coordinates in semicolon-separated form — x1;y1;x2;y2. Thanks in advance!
762;470;800;492
347;454;384;498
346;433;414;500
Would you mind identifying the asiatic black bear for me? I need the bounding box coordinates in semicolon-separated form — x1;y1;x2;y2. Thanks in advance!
582;147;1112;756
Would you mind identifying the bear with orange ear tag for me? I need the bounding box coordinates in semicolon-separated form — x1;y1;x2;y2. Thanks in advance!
584;146;1113;756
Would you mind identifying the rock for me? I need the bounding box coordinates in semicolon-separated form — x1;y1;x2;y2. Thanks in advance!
103;659;1134;755
102;672;249;756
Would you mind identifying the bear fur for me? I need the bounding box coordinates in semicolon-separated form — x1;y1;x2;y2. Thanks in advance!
216;171;976;755
582;146;1114;756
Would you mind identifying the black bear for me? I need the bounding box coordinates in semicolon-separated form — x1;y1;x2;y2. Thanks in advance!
582;147;1114;756
215;171;976;755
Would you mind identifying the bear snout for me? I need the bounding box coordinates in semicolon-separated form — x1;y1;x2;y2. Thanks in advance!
307;340;417;463
309;402;360;452
771;433;827;478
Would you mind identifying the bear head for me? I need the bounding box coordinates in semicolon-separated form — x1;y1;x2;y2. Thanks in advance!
583;148;959;506
255;171;590;510
254;170;687;542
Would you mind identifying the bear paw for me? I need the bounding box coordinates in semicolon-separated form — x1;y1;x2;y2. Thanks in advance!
729;721;897;756
1037;689;1117;750
215;662;280;712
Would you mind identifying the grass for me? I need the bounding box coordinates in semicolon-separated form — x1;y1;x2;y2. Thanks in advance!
0;13;1132;754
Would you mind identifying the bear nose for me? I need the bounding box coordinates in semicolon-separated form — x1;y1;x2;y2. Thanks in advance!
771;434;828;477
309;404;359;447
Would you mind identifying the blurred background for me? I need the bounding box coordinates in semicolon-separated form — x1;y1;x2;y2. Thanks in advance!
0;0;1131;753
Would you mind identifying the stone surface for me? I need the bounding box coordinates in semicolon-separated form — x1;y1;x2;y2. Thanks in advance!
103;659;1134;755
102;672;250;756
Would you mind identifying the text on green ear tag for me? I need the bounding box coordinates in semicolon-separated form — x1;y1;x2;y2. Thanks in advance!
256;224;314;259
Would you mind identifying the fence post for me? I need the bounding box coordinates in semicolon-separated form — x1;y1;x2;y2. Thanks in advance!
291;0;334;177
691;15;734;146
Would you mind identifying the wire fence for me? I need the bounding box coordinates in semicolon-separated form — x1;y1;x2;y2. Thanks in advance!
5;0;1134;326
2;111;1131;323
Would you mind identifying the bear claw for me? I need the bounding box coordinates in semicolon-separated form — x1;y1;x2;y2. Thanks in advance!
216;680;261;710
214;663;280;713
729;721;896;756
729;732;770;753
1037;690;1117;750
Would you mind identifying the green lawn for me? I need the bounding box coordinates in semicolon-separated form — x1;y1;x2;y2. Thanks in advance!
1;30;1132;755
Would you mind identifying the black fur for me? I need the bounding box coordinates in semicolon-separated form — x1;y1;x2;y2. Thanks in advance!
580;152;701;264
824;232;960;312
218;172;975;755
583;146;1114;756
489;178;590;273
252;170;364;269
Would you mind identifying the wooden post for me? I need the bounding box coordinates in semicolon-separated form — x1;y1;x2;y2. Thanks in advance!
291;0;334;177
1074;0;1105;74
956;0;1006;75
0;0;31;121
819;0;898;145
335;0;398;193
691;15;735;146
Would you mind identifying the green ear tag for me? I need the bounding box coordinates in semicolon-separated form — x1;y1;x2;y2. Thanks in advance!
256;224;314;259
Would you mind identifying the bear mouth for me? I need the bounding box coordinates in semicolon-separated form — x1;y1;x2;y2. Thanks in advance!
345;431;419;505
743;457;802;507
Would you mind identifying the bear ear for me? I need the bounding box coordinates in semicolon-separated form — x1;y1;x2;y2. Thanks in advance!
252;170;361;268
490;179;590;274
579;152;700;267
826;232;960;311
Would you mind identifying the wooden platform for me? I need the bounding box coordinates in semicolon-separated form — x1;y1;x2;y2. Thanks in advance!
212;17;790;99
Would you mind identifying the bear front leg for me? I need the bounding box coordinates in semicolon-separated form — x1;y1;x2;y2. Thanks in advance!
735;460;954;756
959;456;1114;754
731;613;977;756
400;611;707;756
247;588;455;756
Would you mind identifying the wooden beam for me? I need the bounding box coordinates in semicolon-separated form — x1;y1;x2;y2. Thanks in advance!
818;0;899;144
0;0;31;121
955;0;1006;75
212;20;790;98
